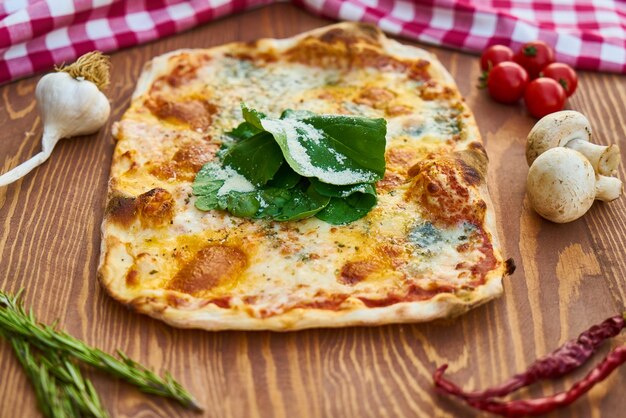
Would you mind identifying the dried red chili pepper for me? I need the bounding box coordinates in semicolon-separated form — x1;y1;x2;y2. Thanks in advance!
434;345;626;417
435;314;625;401
433;313;626;416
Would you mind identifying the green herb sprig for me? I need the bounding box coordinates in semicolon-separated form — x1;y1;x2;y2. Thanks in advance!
192;105;387;225
0;290;201;416
10;337;109;418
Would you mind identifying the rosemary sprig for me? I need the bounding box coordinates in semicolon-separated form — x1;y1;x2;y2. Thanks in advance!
10;337;73;418
10;336;110;418
40;351;110;418
0;290;201;412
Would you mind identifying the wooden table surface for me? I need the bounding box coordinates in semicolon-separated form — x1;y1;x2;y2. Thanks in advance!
1;3;626;417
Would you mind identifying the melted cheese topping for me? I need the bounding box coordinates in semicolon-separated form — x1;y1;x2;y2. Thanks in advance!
102;24;503;321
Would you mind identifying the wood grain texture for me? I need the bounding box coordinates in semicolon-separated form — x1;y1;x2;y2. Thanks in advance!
1;4;625;417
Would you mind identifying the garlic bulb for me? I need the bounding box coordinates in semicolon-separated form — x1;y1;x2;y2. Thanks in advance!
0;52;111;187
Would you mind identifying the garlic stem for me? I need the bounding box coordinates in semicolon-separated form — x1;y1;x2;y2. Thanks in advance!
0;152;51;187
0;131;60;187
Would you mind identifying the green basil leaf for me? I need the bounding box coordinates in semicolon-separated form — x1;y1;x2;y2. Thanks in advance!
192;164;225;210
266;163;301;189
192;164;222;191
225;192;261;217
193;162;257;212
280;109;315;120
193;165;327;222
195;194;221;211
315;192;377;225
194;106;385;225
259;113;386;185
309;178;375;198
226;122;262;140
192;179;223;196
273;185;330;221
227;106;267;140
255;187;294;218
242;104;265;130
302;115;387;179
311;179;377;225
222;132;283;186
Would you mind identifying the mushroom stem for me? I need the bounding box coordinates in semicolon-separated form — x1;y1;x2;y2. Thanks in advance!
595;175;623;202
566;139;621;176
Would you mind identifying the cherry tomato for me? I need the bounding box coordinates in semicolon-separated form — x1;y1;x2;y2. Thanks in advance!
480;45;514;71
524;78;566;118
487;62;529;104
513;41;555;79
541;62;578;97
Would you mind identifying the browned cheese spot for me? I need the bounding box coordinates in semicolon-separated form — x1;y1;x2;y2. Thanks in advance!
339;244;406;285
136;188;174;228
151;142;219;181
405;154;486;226
150;52;211;90
125;269;139;287
172;143;218;170
418;80;457;101
225;48;278;63
146;96;217;131
377;243;407;268
376;171;405;192
339;261;379;285
407;59;431;80
386;147;419;173
356;49;420;73
386;104;413;116
354;87;395;109
105;194;138;227
166;245;248;295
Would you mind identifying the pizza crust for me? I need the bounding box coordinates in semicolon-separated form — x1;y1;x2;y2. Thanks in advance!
99;22;508;331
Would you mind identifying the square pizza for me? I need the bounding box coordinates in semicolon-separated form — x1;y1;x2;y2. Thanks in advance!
98;23;509;331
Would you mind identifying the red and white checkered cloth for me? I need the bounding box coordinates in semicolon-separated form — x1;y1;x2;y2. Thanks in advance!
296;0;626;73
1;0;625;85
0;0;274;84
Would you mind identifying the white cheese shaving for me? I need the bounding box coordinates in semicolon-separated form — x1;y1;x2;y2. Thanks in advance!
261;118;374;185
210;165;256;196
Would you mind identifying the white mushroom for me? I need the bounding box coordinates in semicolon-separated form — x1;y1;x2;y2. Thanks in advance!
526;110;620;176
527;147;623;223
